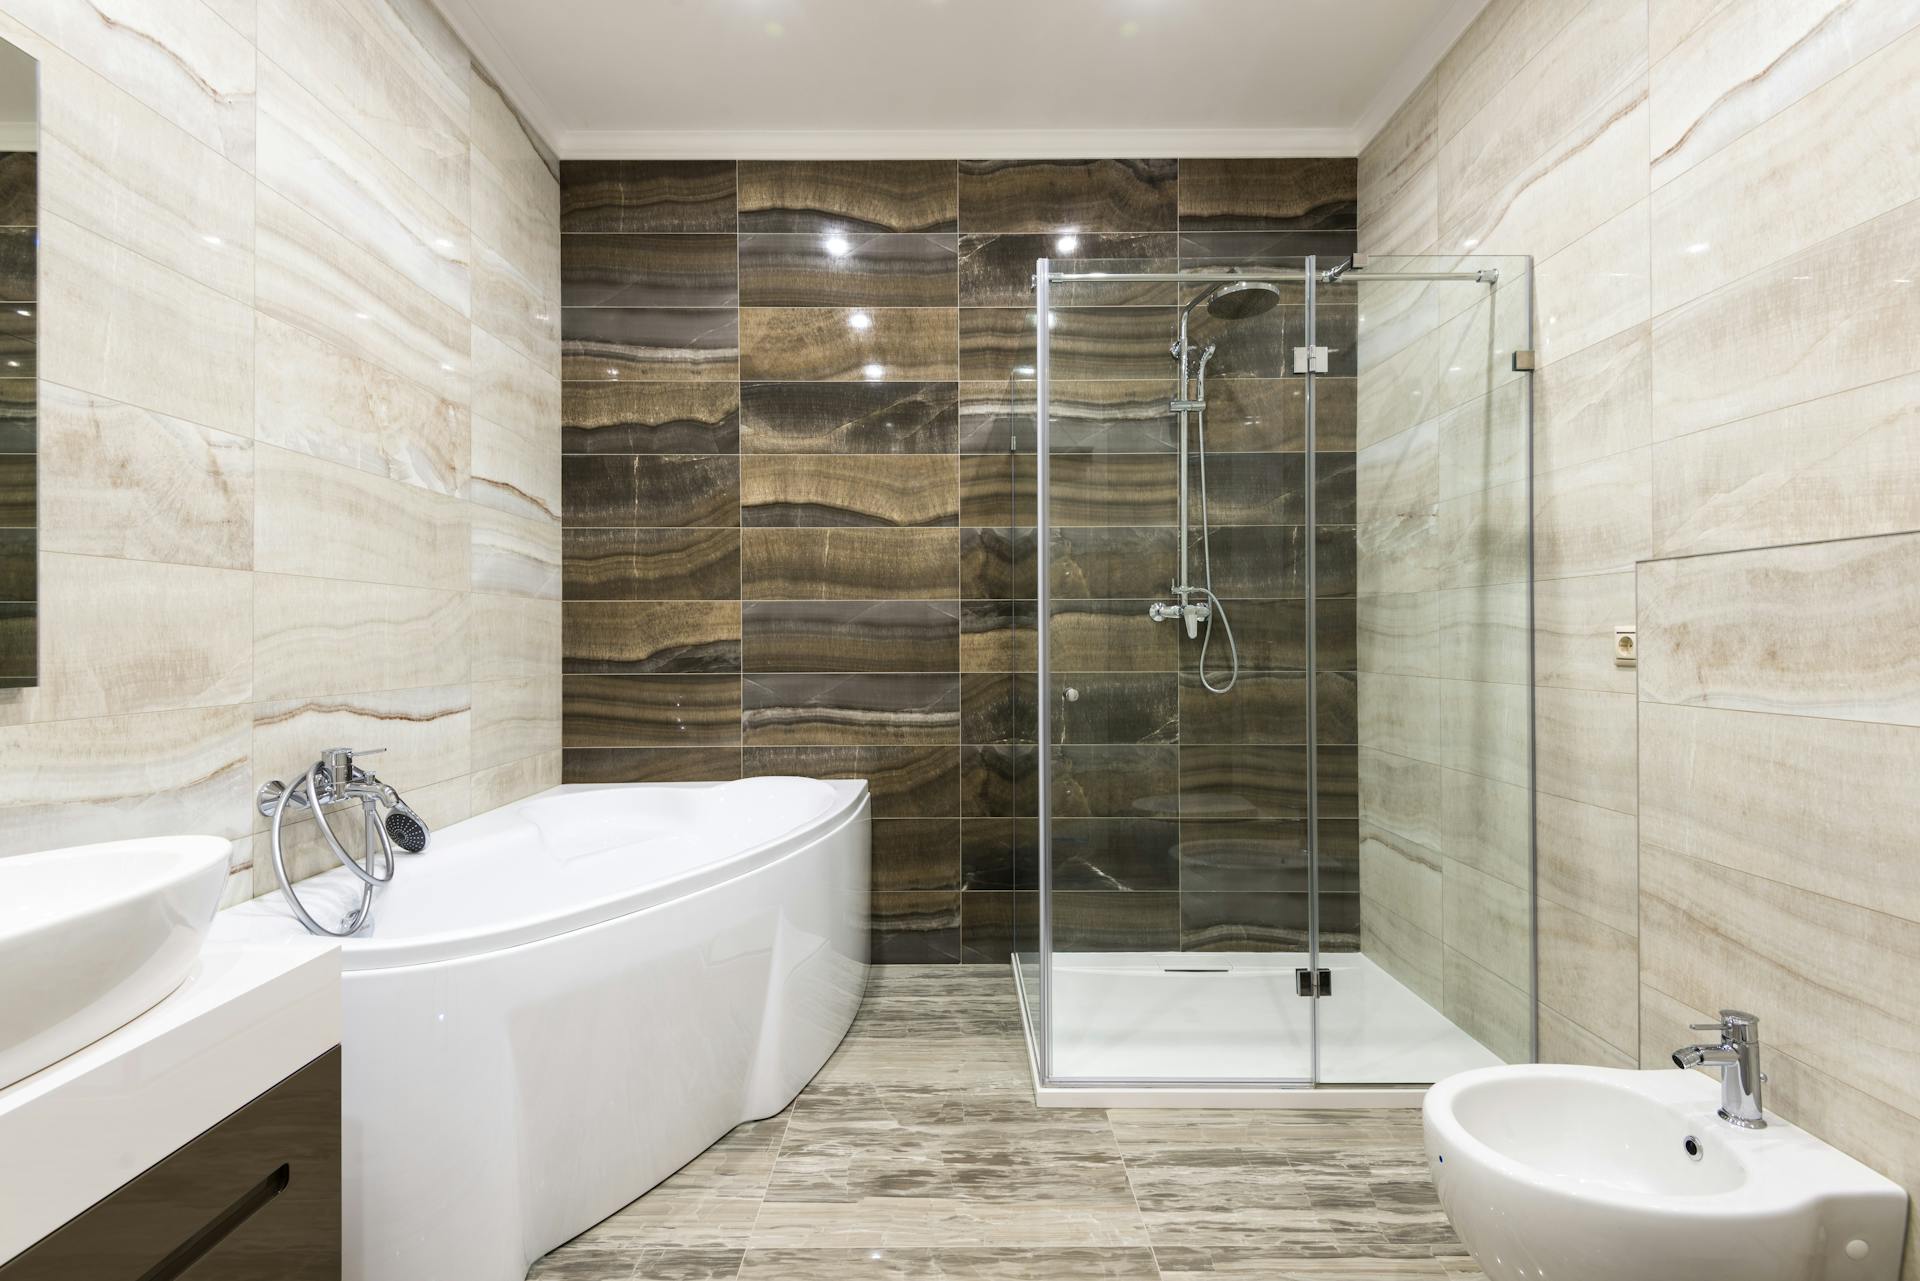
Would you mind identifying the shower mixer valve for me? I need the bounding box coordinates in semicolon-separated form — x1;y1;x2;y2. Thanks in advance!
1149;595;1211;638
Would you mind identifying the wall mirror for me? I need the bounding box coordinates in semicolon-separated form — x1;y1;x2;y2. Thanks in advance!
0;35;34;688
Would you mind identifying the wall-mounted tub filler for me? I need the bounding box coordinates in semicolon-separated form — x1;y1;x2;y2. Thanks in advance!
257;746;432;937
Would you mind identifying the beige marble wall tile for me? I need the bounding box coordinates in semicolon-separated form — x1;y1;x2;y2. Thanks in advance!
38;53;254;303
1442;944;1530;1063
1533;572;1636;694
1440;676;1530;787
1651;373;1920;557
1653;23;1920;312
256;0;468;221
1650;0;1920;192
0;0;256;166
1359;824;1442;937
471;749;561;813
1651;199;1920;438
254;314;468;497
1356;288;1523;449
40;212;255;436
256;185;468;405
1359;72;1435;212
1641;843;1920;1122
1435;0;1587;144
1357;159;1438;257
1356;591;1439;678
471;675;560;771
1537;899;1636;1051
468;70;555;239
256;58;469;316
471;242;560;373
1640;700;1920;925
26;554;252;721
1648;0;1733;64
1435;478;1528;589
254;444;468;591
253;574;468;701
474;324;561;441
471;594;562;683
1357;746;1444;859
1359;897;1443;1007
252;683;471;804
472;411;560;524
1538;1003;1634;1068
1534;199;1650;366
0;704;254;856
1444;858;1530;987
471;506;562;600
38;384;254;570
1439;0;1647;228
1536;790;1636;934
1438;582;1527;686
203;0;256;40
1640;534;1920;726
1534;447;1651;580
1357;672;1444;765
1436;378;1527;502
1532;322;1650;475
1535;685;1635;812
1438;767;1530;889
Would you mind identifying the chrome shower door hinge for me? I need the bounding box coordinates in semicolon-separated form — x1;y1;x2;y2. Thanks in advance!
1292;346;1330;375
1295;967;1333;997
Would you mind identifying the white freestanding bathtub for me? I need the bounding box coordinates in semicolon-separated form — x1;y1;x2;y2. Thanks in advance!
219;777;870;1281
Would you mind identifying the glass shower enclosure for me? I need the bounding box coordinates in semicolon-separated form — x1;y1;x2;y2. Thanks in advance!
1014;251;1536;1097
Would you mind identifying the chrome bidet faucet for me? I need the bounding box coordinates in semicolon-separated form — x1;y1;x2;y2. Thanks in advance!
1672;1009;1766;1129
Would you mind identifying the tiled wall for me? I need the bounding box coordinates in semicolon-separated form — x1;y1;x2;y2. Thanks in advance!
0;143;30;686
0;0;562;904
1361;1;1920;1266
558;158;1357;963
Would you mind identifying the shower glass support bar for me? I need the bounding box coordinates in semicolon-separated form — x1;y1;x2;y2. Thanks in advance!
1042;269;1498;285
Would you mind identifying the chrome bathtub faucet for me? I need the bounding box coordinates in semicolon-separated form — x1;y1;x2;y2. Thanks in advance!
1672;1009;1767;1129
257;746;433;937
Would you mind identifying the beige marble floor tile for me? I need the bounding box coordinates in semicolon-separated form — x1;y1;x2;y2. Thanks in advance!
738;1246;1158;1280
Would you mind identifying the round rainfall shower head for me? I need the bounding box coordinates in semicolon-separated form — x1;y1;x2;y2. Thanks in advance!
1205;279;1283;320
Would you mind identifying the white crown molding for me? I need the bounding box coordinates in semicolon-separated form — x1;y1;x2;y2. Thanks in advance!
1352;0;1491;150
431;0;563;153
555;126;1362;160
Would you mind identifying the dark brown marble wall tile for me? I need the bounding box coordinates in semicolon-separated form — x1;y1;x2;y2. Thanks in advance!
1050;672;1177;745
1179;598;1353;672
562;453;739;528
960;526;1034;600
960;817;1037;890
963;453;1180;529
562;308;739;381
742;673;959;747
562;599;741;673
873;818;963;892
1177;158;1358;230
1315;671;1358;744
1198;379;1304;452
562;674;742;747
742;600;958;672
0;452;31;525
961;744;1036;818
741;381;958;453
1184;302;1300;379
1179;891;1310;952
1052;527;1176;599
958;379;1172;454
1319;819;1360;893
0;601;33;685
958;671;1034;746
743;744;961;817
872;891;963;963
958;159;1177;232
562;746;743;784
1179;672;1306;744
1200;525;1355;598
959;890;1037;964
563;527;740;600
0;153;35;226
0;528;33;599
740;233;957;307
562;382;740;453
739;160;958;233
1315;376;1357;451
1048;599;1176;672
1052;744;1179;819
959;232;1177;306
560;160;736;233
958;307;1175;381
0;380;33;453
741;528;957;599
0;228;33;302
1179;744;1308;820
1177;228;1356;271
959;599;1034;674
1190;453;1305;526
561;233;738;307
1053;818;1179;891
1053;891;1180;952
0;311;34;378
741;454;957;527
1178;819;1308;893
739;307;958;382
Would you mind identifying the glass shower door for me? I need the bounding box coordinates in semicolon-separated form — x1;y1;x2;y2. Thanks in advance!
1032;255;1316;1086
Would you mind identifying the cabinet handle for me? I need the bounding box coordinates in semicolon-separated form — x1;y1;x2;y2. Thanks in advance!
135;1163;291;1281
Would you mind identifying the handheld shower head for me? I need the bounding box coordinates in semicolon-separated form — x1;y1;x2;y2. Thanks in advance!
384;802;430;853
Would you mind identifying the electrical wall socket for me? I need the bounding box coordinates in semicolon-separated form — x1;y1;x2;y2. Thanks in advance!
1615;626;1637;667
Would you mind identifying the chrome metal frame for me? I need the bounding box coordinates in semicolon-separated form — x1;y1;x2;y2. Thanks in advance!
1028;255;1536;1092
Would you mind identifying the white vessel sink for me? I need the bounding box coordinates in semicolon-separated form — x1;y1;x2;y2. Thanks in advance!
1425;1065;1909;1281
0;836;232;1091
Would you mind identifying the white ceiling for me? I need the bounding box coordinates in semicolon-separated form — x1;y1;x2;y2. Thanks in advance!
436;0;1488;158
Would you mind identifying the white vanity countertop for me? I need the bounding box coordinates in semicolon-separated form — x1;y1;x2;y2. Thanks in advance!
0;934;339;1262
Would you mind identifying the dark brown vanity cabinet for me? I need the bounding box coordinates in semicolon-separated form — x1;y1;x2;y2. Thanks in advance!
0;1048;341;1280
